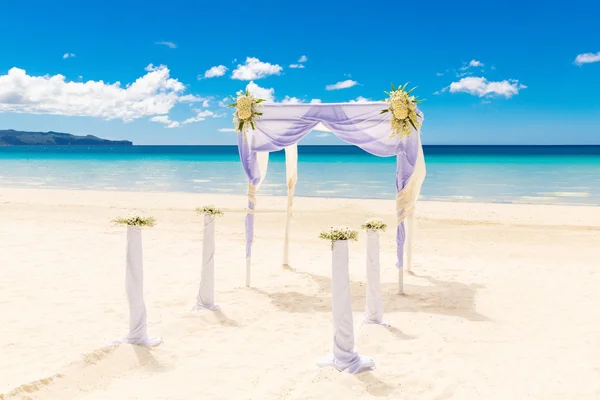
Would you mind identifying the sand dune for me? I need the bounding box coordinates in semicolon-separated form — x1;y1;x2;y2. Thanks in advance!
1;188;599;399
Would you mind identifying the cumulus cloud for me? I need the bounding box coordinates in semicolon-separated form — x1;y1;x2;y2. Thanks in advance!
325;80;358;90
447;77;526;98
289;64;305;69
298;55;308;63
202;65;227;79
0;64;201;122
309;98;322;103
468;59;484;67
182;109;216;124
63;53;76;59
231;57;283;80
202;99;210;107
218;97;230;108
574;52;600;66
156;41;177;49
246;81;274;102
150;115;179;128
281;96;302;104
349;96;371;103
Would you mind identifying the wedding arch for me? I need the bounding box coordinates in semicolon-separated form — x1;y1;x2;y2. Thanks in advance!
233;86;427;293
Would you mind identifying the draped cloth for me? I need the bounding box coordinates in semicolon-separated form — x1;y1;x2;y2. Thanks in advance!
363;230;387;325
317;240;375;374
193;214;220;311
115;226;162;347
237;102;426;290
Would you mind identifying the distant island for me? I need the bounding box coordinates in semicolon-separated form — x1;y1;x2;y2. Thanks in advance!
0;130;133;146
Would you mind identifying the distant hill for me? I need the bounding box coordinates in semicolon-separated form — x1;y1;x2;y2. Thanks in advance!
0;130;133;146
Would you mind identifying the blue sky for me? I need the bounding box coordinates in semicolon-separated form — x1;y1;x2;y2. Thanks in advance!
0;0;598;145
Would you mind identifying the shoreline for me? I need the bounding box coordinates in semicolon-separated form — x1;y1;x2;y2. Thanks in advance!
1;187;599;399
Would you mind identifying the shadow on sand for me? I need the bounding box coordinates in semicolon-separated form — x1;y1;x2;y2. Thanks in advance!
251;266;488;322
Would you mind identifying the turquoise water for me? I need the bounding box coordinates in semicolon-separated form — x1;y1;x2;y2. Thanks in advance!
1;145;599;205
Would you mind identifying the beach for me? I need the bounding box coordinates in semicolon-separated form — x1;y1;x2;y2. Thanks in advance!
1;187;600;399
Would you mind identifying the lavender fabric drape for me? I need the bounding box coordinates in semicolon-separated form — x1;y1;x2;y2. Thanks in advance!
237;102;424;274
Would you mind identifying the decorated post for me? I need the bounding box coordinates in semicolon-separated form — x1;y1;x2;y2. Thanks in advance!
381;83;424;294
361;218;388;325
193;206;223;311
317;227;375;374
113;216;162;347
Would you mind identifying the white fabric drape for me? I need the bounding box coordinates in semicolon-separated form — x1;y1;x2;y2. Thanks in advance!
117;226;162;347
317;240;375;374
245;150;269;287
364;230;386;325
194;214;220;311
282;144;298;266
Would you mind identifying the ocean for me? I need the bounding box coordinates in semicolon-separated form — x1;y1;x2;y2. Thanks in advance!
1;145;599;206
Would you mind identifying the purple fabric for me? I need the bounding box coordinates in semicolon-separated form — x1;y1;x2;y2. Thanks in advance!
236;102;423;268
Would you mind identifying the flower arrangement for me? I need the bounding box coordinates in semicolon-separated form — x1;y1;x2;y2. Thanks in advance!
113;216;156;227
228;89;265;134
361;218;387;231
319;227;359;250
195;205;224;217
381;83;423;138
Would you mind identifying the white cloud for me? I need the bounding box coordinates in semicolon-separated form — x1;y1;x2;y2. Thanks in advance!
436;72;444;76
309;98;322;103
246;81;274;102
448;76;526;98
281;96;302;104
469;59;484;67
218;97;230;108
150;115;180;128
325;80;358;90
231;57;283;80
574;52;600;66
218;128;236;132
202;99;210;107
0;64;200;122
156;41;176;49
298;55;308;63
63;53;76;59
289;64;305;69
315;133;330;137
349;96;371;103
202;65;227;79
183;109;215;124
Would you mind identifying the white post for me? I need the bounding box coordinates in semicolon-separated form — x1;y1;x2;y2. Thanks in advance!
317;240;375;374
119;226;162;347
405;212;415;272
282;188;294;267
193;215;219;311
364;230;386;325
245;258;251;287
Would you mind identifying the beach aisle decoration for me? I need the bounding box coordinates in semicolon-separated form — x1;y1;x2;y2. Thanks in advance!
192;206;223;311
361;219;388;325
234;84;426;293
317;228;375;374
113;216;162;347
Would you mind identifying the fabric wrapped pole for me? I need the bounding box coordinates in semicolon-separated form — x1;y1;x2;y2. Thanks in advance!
317;240;375;374
282;143;298;267
240;132;269;287
363;230;387;325
117;226;162;347
193;214;219;311
395;134;427;294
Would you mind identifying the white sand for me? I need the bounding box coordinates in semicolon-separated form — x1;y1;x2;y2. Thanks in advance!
1;188;599;399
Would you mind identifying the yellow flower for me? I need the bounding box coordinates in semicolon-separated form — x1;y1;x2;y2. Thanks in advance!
237;95;253;120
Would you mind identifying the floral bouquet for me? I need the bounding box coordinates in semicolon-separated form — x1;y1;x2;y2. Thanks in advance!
381;83;423;138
